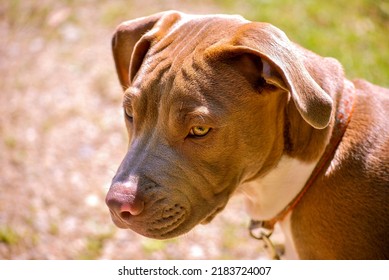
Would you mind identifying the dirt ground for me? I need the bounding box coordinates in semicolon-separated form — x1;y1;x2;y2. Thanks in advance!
0;0;286;260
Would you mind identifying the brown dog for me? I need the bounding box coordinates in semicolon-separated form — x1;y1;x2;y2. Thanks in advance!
105;10;389;259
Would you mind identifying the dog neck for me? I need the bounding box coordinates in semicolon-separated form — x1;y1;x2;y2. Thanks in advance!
238;156;319;221
238;80;356;223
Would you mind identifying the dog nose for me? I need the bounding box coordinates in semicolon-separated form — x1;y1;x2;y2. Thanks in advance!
106;182;145;219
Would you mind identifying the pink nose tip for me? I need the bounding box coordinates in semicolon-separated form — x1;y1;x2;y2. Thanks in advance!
106;182;145;219
118;197;144;216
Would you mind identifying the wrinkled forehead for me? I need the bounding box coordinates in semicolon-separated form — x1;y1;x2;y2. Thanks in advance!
127;15;249;111
128;54;218;114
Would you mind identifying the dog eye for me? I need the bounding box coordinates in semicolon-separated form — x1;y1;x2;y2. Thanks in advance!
124;108;133;121
189;126;211;137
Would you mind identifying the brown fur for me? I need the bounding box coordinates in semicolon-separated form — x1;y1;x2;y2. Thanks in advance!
106;11;389;259
293;80;389;259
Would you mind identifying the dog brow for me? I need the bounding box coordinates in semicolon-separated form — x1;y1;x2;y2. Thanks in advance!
186;106;209;120
180;106;217;127
122;95;132;108
123;87;141;107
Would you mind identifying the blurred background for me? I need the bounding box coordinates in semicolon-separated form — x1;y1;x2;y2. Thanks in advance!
0;0;388;259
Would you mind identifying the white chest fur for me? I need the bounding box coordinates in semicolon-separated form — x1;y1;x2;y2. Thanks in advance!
238;156;318;221
237;156;318;259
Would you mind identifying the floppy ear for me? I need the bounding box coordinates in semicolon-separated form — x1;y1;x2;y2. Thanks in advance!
207;22;344;129
112;11;182;90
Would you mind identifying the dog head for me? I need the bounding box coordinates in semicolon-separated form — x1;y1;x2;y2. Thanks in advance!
105;11;344;239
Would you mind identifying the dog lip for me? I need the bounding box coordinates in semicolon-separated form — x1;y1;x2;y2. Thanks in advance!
108;200;190;238
146;205;188;238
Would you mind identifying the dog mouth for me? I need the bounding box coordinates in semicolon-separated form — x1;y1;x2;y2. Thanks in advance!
110;201;190;239
107;176;232;239
147;203;187;238
109;199;228;239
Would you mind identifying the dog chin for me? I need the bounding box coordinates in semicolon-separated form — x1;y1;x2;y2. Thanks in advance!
201;205;225;224
114;214;195;240
109;198;227;238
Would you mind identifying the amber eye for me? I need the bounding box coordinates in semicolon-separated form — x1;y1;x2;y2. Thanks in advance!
189;126;211;137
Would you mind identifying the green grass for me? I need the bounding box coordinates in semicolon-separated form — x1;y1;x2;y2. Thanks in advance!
212;0;389;87
141;239;168;254
0;227;20;246
79;231;116;260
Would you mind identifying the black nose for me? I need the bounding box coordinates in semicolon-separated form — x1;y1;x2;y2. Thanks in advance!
105;181;145;220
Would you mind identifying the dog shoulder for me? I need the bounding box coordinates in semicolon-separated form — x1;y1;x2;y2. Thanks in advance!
340;79;389;185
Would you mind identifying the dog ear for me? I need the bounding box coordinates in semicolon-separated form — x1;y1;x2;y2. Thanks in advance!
208;22;344;129
112;11;182;90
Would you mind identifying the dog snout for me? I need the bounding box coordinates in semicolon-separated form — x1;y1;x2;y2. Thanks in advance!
105;181;145;221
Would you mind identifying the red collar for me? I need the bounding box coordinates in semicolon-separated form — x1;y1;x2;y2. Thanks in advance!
250;81;356;235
